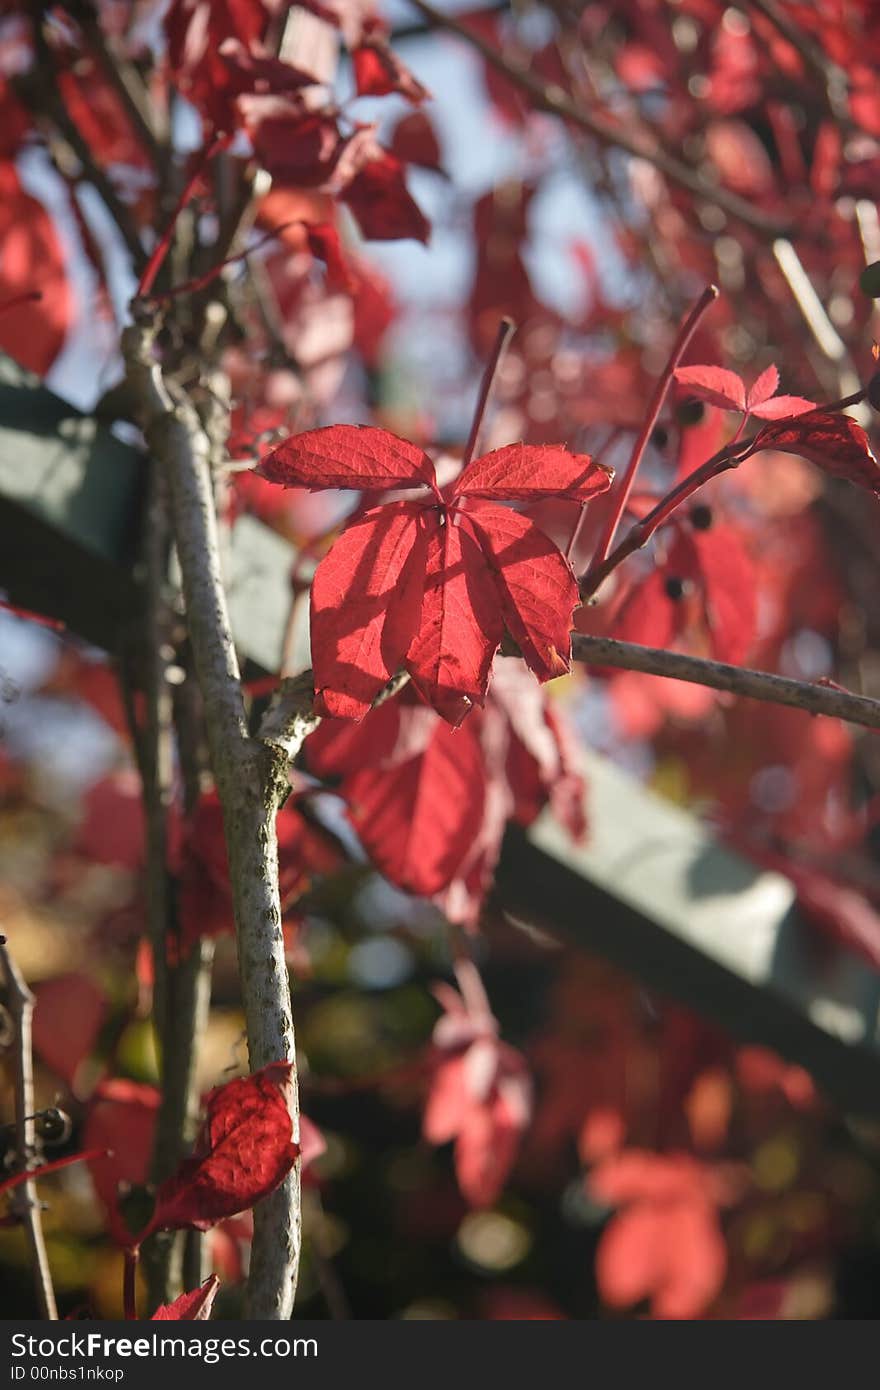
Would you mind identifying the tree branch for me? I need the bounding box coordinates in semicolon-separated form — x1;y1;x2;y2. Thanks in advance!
567;634;880;731
0;936;57;1320
406;0;794;238
123;316;302;1320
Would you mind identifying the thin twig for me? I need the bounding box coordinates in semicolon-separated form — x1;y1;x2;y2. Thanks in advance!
591;284;718;566
566;634;880;730
462;316;515;467
0;936;57;1319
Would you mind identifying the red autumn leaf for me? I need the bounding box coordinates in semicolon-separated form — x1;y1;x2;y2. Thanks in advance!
245;105;346;185
143;1062;299;1237
674;365;746;412
345;716;486;895
423;964;531;1207
747;394;816;420
341;152;430;244
390;111;444;172
590;1150;733;1319
595;1191;726;1320
311;502;430;719
84;1079;160;1247
164;0;267;129
352;39;430;104
74;770;146;871
258;425;608;721
305;222;355;293
610;569;678;651
152;1275;220;1321
463;503;579;682
452;443;612;502
0;165;72;377
32;973;108;1090
746;363;779;410
406;516;503;724
217;38;320;97
744;364;815;418
751;409;880;494
257;423;436;491
304;694;407;778
667;525;757;666
176;789;341;951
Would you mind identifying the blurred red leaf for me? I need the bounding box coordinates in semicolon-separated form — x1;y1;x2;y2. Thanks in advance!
423;963;531;1207
32;974;108;1090
352;38;429;104
341;152;430;243
0;165;72;377
346;715;486;895
390;111;444;172
84;1079;160;1247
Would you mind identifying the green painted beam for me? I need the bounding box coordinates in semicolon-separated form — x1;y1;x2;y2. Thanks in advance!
0;353;307;671
496;751;880;1118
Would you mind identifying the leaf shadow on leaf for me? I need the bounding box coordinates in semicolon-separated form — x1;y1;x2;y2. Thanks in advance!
313;504;428;713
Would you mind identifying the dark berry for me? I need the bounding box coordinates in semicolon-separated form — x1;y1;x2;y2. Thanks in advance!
35;1108;72;1146
651;424;669;451
664;575;686;601
676;399;705;428
689;504;713;531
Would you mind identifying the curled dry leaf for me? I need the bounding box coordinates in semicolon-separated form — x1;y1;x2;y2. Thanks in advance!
141;1063;299;1238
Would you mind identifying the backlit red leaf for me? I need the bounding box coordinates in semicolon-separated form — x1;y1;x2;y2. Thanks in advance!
453;442;612;503
464;503;579;683
352;40;429;104
342;152;430;244
311;502;430;719
748;395;815;420
345;717;486;895
746;364;779;409
145;1063;299;1235
0;165;72;377
751;409;880;495
406;517;503;724
390;111;444;172
674;365;746;412
257;423;436;491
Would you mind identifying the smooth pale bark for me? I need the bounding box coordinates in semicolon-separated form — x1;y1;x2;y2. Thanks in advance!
124;322;311;1318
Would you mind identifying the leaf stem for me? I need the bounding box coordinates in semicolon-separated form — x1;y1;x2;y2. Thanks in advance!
462;317;516;468
590;284;719;569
